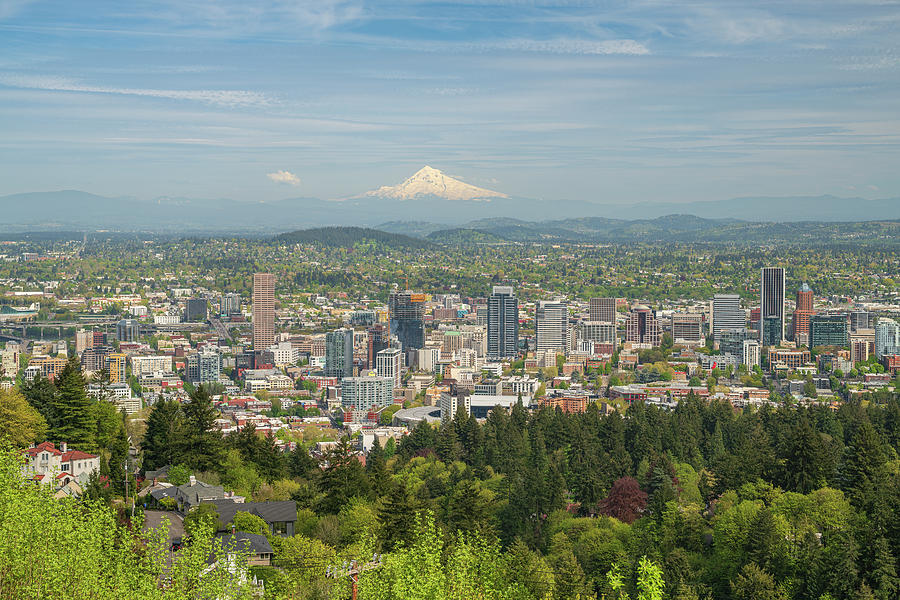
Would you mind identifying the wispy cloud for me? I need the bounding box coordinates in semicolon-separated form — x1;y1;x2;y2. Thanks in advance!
496;38;650;55
267;170;301;185
142;0;365;34
0;75;272;107
0;0;36;20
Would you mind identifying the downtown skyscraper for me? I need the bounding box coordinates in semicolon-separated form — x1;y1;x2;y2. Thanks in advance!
536;300;568;351
252;273;275;352
760;267;785;346
711;294;745;344
388;291;426;358
487;285;519;359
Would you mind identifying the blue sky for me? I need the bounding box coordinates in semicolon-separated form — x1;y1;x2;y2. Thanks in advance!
1;0;898;205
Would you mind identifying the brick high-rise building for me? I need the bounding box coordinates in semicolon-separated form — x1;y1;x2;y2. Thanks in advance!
795;283;813;311
589;297;616;324
252;273;275;352
792;283;815;345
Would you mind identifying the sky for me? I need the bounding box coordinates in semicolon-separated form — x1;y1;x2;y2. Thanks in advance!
0;0;899;205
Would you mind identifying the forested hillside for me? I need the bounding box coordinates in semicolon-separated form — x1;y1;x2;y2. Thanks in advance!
143;389;900;598
275;227;433;249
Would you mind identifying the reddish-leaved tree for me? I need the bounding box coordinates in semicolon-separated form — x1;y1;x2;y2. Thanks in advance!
598;476;647;524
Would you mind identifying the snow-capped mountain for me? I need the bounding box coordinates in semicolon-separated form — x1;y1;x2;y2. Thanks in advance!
362;166;508;201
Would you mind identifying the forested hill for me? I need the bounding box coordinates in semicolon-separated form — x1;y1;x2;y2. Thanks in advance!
379;217;900;246
275;226;433;249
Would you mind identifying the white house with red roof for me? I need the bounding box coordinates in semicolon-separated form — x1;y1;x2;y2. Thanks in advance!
22;441;100;488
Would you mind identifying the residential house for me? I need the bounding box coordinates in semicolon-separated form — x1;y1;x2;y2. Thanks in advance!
209;500;297;537
21;442;100;488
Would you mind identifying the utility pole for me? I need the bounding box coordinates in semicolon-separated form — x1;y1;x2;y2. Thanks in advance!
124;458;129;518
327;555;381;600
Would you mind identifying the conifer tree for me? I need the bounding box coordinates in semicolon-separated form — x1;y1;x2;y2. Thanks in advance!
20;373;57;431
141;399;184;470
179;384;225;472
51;356;95;450
870;536;899;600
366;437;390;496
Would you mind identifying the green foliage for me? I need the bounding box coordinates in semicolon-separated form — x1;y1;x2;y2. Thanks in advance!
0;447;253;599
166;463;191;486
0;387;46;447
232;511;269;536
183;502;220;539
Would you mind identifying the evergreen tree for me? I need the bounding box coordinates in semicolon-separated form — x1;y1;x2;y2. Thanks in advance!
365;437;390;496
547;533;591;600
179;384;225;472
566;423;603;511
51;356;95;450
436;422;461;463
318;437;370;514
445;477;493;537
256;431;286;482
288;445;319;478
842;421;888;511
779;416;827;493
378;480;421;551
870;536;899;600
730;563;786;600
504;539;556;600
745;506;782;576
141;399;184;470
20;374;57;431
825;531;861;600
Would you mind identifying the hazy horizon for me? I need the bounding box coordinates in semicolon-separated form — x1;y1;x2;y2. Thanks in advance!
1;1;899;204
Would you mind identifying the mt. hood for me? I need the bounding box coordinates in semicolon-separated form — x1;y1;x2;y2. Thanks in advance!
362;166;508;201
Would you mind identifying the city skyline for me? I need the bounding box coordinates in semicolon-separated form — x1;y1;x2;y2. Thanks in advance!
1;1;899;205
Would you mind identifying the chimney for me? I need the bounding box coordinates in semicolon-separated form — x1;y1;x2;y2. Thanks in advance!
189;475;196;486
59;442;67;453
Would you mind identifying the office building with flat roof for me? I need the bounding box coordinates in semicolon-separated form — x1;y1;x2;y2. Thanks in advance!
325;328;354;380
711;294;744;344
252;273;275;352
536;300;568;351
760;267;785;345
487;286;518;359
589;297;616;324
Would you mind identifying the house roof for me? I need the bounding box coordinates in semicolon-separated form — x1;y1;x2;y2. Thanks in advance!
23;441;63;458
176;480;225;505
62;450;97;461
144;464;171;479
207;500;297;526
216;531;273;556
150;486;178;501
23;442;98;462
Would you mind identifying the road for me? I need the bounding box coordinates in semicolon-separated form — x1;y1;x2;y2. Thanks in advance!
143;510;185;569
209;317;230;341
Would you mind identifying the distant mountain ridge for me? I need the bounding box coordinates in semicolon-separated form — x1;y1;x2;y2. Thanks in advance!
384;215;900;246
1;176;898;232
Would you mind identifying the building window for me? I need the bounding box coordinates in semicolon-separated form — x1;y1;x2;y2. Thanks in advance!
272;521;287;535
62;464;70;472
